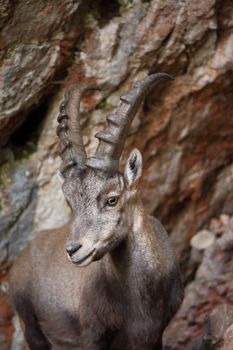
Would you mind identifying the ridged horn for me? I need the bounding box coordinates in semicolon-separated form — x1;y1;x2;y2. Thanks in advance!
57;85;99;175
86;72;174;173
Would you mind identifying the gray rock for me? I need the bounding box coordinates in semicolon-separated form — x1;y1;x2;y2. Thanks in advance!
0;164;37;264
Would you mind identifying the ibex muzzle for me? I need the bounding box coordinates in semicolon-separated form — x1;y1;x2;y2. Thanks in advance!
9;73;183;350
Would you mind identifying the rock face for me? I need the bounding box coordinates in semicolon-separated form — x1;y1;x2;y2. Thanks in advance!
187;304;233;350
0;0;233;348
164;215;233;349
0;0;89;144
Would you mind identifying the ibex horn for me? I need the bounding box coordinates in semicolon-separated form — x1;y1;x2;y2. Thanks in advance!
57;85;99;175
86;72;174;173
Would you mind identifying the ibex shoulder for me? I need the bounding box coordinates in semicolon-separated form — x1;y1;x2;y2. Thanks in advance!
9;224;71;287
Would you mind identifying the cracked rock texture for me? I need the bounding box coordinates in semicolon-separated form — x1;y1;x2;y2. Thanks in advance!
164;215;233;349
0;0;233;348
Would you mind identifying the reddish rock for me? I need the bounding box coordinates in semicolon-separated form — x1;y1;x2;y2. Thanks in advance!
164;217;233;349
0;271;14;350
0;0;89;145
187;304;233;350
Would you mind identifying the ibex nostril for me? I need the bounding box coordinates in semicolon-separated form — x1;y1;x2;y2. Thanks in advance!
66;243;82;257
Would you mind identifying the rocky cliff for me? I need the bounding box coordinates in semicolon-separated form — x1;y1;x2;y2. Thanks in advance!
0;0;233;348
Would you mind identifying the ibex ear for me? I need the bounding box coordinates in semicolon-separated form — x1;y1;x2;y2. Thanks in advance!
124;149;142;190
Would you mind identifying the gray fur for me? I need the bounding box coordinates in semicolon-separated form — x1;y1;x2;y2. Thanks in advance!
9;74;183;350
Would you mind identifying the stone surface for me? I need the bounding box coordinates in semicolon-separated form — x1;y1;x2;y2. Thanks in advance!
163;216;233;349
187;304;233;350
0;0;87;145
0;163;37;265
191;229;216;250
0;271;14;350
0;0;233;348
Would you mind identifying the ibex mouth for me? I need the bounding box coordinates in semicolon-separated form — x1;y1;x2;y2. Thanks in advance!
73;248;96;267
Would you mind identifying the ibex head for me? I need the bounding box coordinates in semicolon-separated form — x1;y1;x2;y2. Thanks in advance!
57;73;173;267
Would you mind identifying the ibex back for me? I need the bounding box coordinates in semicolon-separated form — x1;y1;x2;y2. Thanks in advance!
10;73;184;350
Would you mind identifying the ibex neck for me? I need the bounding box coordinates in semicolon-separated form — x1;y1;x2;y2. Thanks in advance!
105;199;161;288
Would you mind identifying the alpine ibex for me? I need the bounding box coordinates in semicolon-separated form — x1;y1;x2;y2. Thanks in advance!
10;73;184;350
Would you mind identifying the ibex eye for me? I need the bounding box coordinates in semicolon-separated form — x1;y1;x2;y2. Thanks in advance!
107;196;119;207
